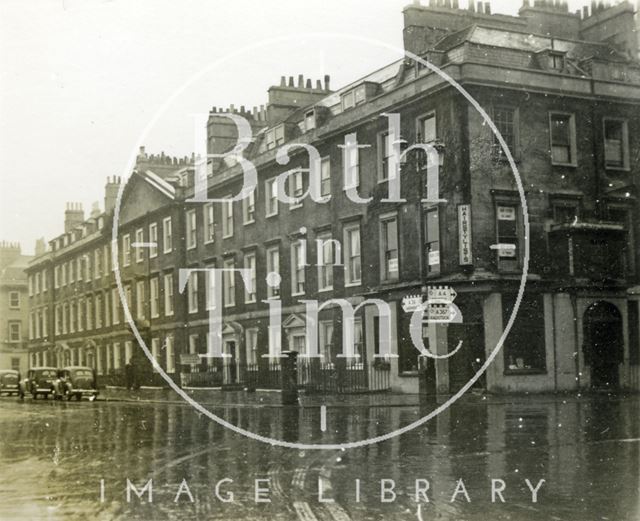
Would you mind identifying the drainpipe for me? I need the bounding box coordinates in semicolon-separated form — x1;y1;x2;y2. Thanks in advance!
571;292;581;390
551;294;558;392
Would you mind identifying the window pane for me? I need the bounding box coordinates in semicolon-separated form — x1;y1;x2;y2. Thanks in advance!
551;115;570;145
604;120;624;166
422;114;436;142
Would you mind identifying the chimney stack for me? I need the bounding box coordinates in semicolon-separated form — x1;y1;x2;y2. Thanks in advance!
64;202;84;233
0;241;21;270
90;201;101;219
324;74;330;91
104;176;122;214
34;237;46;257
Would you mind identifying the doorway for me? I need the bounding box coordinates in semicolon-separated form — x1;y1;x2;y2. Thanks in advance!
223;340;238;385
583;301;623;389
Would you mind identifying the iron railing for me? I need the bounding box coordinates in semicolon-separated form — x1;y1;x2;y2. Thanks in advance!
160;360;390;394
180;366;224;388
297;359;390;394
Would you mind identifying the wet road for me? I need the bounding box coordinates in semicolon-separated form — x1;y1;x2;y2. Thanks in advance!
0;394;638;521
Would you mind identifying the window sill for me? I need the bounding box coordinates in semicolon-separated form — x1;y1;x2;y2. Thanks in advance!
204;239;214;245
318;287;333;293
551;162;577;168
265;212;278;219
243;220;256;226
344;281;362;288
290;205;303;211
605;165;631;173
291;292;305;298
399;371;418;378
504;369;547;376
222;235;234;240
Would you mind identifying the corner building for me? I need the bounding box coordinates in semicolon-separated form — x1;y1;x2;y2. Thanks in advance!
27;0;640;394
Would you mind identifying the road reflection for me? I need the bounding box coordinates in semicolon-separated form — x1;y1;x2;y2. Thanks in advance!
0;394;638;520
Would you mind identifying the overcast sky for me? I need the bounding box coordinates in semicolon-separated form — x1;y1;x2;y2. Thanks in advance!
0;0;593;253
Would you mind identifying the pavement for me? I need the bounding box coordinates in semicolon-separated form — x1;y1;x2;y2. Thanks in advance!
97;385;630;408
99;385;425;408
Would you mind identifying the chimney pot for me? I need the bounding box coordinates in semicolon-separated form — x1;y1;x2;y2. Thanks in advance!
316;79;322;89
306;78;312;88
280;76;286;86
288;76;294;87
477;1;483;13
484;2;491;14
298;74;304;88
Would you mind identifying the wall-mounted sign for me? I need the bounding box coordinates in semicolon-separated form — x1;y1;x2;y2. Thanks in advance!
402;294;423;313
427;285;457;302
458;204;473;265
497;206;516;221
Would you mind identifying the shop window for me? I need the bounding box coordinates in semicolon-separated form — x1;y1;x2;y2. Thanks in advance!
553;202;580;223
502;293;546;374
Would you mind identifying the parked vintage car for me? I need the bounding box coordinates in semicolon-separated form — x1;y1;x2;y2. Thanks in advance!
21;367;58;399
53;366;99;401
0;369;21;396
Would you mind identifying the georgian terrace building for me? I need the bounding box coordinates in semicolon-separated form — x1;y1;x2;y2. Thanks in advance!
27;0;640;394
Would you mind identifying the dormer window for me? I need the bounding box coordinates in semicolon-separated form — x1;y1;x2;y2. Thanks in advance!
304;110;315;132
548;52;565;71
341;85;366;111
265;124;286;151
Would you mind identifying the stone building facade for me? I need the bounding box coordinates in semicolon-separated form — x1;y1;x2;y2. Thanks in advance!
26;0;640;394
0;242;32;374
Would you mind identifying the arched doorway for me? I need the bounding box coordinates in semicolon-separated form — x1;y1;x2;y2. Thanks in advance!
583;301;623;389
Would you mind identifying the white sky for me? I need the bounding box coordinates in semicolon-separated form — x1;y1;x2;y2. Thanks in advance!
0;0;593;253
